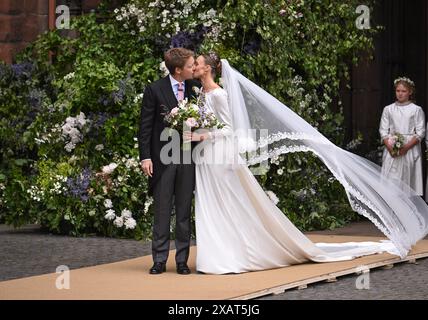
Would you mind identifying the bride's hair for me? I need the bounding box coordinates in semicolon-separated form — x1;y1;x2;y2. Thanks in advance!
202;52;221;78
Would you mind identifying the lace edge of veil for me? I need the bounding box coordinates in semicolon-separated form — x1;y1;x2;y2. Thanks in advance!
243;136;413;258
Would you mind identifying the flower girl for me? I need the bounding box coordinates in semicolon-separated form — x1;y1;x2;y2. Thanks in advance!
379;77;425;195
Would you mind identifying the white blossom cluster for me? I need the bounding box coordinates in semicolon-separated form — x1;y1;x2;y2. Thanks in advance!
144;197;153;214
100;155;142;191
114;1;223;41
34;124;62;145
63;72;75;80
49;175;68;195
290;187;316;201
134;93;145;104
61;112;90;152
27;185;45;202
103;198;137;229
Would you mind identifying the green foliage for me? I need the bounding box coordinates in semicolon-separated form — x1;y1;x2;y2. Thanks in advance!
0;0;379;237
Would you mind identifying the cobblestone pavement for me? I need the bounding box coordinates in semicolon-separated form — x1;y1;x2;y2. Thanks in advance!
0;224;153;282
1;221;427;300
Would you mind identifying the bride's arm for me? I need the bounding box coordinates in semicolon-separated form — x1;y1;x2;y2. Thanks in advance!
188;91;232;142
206;91;233;140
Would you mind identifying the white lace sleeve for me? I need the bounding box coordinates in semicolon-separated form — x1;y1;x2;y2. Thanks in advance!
379;106;390;142
414;106;426;142
207;90;233;140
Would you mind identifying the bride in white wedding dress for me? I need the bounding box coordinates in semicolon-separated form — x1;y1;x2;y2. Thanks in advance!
186;53;428;274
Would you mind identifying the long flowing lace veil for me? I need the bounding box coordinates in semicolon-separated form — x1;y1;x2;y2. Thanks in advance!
220;59;428;258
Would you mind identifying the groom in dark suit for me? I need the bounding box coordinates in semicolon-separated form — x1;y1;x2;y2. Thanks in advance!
138;48;200;275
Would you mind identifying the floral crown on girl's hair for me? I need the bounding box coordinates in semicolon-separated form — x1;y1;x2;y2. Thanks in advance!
394;77;415;87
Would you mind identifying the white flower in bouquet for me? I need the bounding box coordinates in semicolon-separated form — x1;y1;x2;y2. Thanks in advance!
265;190;279;205
178;98;188;109
113;216;124;227
190;103;199;111
388;133;405;156
163;92;225;151
185;117;198;128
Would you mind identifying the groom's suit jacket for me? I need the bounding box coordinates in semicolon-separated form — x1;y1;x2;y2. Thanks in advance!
138;76;201;195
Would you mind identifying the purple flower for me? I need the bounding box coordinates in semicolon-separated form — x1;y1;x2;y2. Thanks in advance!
170;26;209;51
243;38;261;56
88;112;110;129
111;74;133;104
66;168;92;202
11;62;34;79
98;95;110;106
171;31;194;49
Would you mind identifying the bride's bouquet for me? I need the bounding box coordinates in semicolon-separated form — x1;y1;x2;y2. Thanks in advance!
387;133;405;156
163;89;224;150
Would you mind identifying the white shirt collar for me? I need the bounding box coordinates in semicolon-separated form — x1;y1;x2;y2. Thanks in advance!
169;74;183;87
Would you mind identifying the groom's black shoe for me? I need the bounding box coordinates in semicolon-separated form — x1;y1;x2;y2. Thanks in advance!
176;263;191;275
149;262;166;274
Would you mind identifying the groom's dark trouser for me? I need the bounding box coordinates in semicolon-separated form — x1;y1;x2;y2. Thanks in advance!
152;163;195;264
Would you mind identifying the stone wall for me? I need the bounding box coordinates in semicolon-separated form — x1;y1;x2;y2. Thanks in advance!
0;0;102;64
0;0;49;63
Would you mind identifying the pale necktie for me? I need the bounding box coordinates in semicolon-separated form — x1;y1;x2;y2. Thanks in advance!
177;82;184;101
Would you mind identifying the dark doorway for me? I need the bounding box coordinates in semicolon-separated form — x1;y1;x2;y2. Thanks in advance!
341;0;427;192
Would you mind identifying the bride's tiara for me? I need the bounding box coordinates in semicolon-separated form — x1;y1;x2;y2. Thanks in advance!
394;77;415;87
208;52;219;61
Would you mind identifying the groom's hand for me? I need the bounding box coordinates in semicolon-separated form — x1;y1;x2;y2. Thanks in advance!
140;159;153;177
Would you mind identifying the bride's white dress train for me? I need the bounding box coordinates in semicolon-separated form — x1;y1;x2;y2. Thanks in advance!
194;88;398;274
